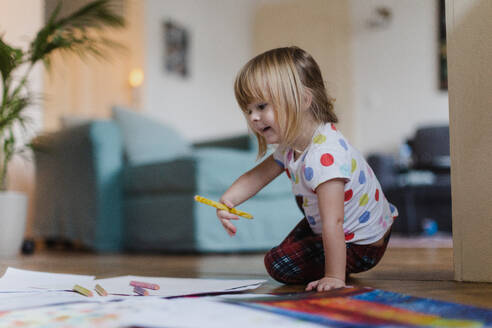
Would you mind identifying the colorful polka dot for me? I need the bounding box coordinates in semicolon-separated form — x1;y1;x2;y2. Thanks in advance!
313;134;326;144
359;193;369;206
339;139;348;151
351;159;357;173
375;189;380;201
304;167;314;181
345;232;354;241
285;169;291;179
294;173;299;184
307;215;316;225
340;164;350;176
274;159;284;169
359;170;366;184
331;123;337;130
303;197;309;207
320;153;334;166
358;211;371;223
344;189;353;202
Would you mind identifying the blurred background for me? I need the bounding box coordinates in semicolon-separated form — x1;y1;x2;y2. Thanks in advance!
1;0;449;151
0;0;451;250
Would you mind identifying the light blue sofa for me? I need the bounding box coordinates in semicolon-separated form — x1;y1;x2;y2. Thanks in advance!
33;107;301;253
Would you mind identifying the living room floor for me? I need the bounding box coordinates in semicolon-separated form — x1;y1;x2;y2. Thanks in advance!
1;245;491;309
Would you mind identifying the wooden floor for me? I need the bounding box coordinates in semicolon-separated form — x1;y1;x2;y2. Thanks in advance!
1;246;491;309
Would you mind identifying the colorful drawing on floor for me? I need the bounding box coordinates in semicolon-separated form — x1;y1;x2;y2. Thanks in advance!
229;287;492;327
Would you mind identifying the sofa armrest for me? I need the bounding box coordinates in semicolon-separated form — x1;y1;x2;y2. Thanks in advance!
123;156;196;195
193;134;252;151
33;121;124;252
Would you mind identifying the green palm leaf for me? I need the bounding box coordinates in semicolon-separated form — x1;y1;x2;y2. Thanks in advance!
0;95;32;130
29;0;125;64
0;37;23;87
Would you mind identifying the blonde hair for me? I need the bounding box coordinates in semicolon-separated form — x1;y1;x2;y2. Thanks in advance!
234;46;337;158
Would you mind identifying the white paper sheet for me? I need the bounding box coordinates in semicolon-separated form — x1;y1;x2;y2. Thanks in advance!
0;291;101;312
95;275;265;297
122;297;324;328
0;288;165;312
0;268;266;314
0;267;95;292
0;297;321;328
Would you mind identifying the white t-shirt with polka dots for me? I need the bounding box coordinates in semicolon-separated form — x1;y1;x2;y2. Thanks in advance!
273;123;398;245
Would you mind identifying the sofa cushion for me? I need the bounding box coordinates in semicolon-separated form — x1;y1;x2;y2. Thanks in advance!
112;106;192;166
194;147;258;194
194;148;291;196
123;157;196;194
124;192;302;252
123;147;291;197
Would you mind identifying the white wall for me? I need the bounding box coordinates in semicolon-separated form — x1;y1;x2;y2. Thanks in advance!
143;0;257;142
350;0;449;155
252;0;354;144
142;0;449;151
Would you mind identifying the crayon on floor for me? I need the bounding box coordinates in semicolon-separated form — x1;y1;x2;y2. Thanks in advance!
130;280;160;290
73;284;93;297
95;284;108;296
133;286;149;296
193;195;253;219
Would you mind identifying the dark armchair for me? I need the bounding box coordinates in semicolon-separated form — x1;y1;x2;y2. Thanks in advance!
368;125;451;235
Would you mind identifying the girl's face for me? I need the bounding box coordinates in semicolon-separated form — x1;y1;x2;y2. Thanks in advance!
246;101;281;144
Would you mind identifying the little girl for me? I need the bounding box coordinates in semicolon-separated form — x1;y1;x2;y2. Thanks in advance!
217;46;398;291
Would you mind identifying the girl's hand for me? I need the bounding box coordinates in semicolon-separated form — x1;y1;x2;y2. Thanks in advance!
305;277;346;292
216;199;239;236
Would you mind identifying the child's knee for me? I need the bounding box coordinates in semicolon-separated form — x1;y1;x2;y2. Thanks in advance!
263;249;276;276
264;248;306;284
264;248;286;282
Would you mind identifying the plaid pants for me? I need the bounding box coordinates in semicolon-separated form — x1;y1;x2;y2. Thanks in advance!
264;217;391;284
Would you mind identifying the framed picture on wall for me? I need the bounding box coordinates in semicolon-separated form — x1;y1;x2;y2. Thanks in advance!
163;20;189;78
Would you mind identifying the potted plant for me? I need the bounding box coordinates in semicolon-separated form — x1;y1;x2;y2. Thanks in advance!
0;0;125;257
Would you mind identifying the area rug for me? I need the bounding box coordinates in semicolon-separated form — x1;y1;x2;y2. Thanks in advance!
228;287;492;327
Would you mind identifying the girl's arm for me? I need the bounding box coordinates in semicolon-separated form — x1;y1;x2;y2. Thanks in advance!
218;154;283;236
306;178;347;291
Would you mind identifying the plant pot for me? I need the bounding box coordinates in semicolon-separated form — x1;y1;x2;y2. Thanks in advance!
0;191;27;257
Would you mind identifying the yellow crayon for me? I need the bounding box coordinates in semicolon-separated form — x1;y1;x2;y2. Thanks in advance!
95;284;108;296
73;284;93;297
194;195;253;219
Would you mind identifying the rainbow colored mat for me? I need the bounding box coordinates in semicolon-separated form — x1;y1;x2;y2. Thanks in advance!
228;287;492;327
